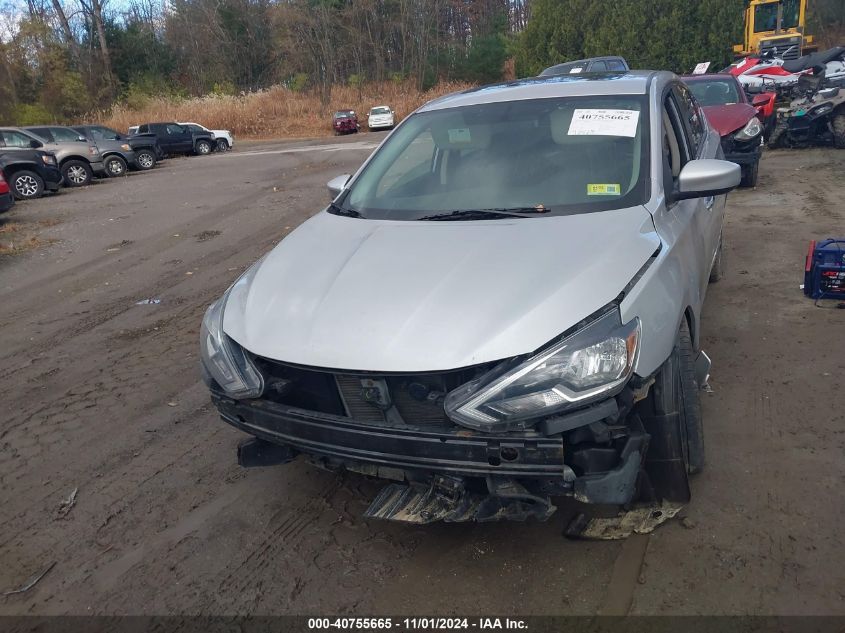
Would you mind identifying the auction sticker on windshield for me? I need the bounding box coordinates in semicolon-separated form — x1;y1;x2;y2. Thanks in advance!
568;109;639;137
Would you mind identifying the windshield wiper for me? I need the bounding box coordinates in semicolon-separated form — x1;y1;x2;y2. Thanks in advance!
418;207;548;221
328;203;362;218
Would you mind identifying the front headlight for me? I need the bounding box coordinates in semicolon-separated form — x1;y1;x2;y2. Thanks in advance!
734;117;763;141
444;310;640;433
200;290;264;399
41;155;56;165
121;143;131;151
811;104;833;116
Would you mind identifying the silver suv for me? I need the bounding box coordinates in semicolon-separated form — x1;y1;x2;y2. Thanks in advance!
199;71;740;525
0;126;104;187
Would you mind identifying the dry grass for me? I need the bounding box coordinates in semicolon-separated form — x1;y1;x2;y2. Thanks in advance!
91;80;474;139
0;219;59;256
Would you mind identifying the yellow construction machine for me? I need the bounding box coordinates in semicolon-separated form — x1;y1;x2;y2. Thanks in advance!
733;0;816;59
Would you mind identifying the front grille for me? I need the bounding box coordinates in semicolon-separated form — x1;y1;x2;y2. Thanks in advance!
759;38;802;60
255;357;491;429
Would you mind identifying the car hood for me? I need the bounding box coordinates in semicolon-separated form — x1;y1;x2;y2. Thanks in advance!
702;103;758;136
224;207;660;372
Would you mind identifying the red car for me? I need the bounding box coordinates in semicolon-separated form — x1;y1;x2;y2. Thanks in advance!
683;73;770;187
0;171;14;213
332;110;359;135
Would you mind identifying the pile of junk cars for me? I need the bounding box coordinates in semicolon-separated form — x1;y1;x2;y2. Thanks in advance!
673;45;844;189
0;120;233;213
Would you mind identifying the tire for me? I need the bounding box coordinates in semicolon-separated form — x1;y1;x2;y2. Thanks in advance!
767;120;788;149
216;138;229;151
61;160;92;187
709;234;724;283
740;160;759;188
639;319;704;502
135;149;156;171
104;155;127;177
833;112;845;149
10;170;44;200
195;140;212;155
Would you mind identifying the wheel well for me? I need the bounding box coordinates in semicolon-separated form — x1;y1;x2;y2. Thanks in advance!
3;163;36;175
59;156;90;167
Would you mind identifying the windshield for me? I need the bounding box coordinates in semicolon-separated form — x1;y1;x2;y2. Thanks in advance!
338;95;649;220
370;107;391;115
781;0;799;29
753;2;779;32
334;111;354;119
687;79;741;105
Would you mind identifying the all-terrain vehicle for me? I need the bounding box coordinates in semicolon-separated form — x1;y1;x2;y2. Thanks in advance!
768;72;845;148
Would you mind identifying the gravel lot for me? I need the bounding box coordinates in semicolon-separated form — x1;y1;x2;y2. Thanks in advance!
0;135;843;616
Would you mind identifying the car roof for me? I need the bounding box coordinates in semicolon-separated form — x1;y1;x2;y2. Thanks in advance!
419;71;667;112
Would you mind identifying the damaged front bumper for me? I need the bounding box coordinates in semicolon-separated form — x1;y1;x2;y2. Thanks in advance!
212;390;649;521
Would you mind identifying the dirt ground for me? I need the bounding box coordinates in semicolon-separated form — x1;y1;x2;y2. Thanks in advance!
0;136;843;616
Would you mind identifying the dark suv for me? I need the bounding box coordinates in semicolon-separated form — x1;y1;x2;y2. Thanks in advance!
135;123;215;157
0;149;63;200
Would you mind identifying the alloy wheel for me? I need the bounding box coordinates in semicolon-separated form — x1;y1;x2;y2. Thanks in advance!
107;159;125;176
67;166;88;184
138;153;154;169
16;175;38;197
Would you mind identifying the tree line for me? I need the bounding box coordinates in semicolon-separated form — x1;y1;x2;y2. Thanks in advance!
0;0;842;124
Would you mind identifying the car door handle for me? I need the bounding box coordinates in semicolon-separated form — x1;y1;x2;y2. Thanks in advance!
704;196;715;210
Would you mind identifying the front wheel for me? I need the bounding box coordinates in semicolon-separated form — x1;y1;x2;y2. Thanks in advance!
195;140;212;155
832;112;845;149
216;138;229;151
104;155;127;177
767;120;788;149
135;149;156;170
62;160;93;187
639;319;704;502
740;160;759;188
10;170;45;200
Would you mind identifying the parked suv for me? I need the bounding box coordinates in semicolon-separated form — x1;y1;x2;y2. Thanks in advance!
200;71;741;526
0;127;104;187
135;122;215;156
0;149;63;200
72;125;141;176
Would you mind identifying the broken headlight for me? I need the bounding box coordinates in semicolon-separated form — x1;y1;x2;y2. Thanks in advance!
444;310;640;433
734;117;763;141
200;285;264;399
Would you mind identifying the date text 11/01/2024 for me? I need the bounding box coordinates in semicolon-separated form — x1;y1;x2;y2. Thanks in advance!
307;618;528;630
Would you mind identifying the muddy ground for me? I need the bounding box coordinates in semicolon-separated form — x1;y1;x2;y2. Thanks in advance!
0;136;843;616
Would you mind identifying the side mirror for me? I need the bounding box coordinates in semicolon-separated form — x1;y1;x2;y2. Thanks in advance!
29;139;42;148
327;174;351;198
77;135;87;142
751;94;771;107
674;159;740;201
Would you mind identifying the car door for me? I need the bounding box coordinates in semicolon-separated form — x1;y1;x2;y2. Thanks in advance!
661;87;713;302
672;83;725;284
165;123;192;152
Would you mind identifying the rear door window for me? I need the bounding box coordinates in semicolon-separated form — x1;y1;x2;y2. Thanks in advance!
50;127;84;142
28;128;54;142
590;61;608;72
